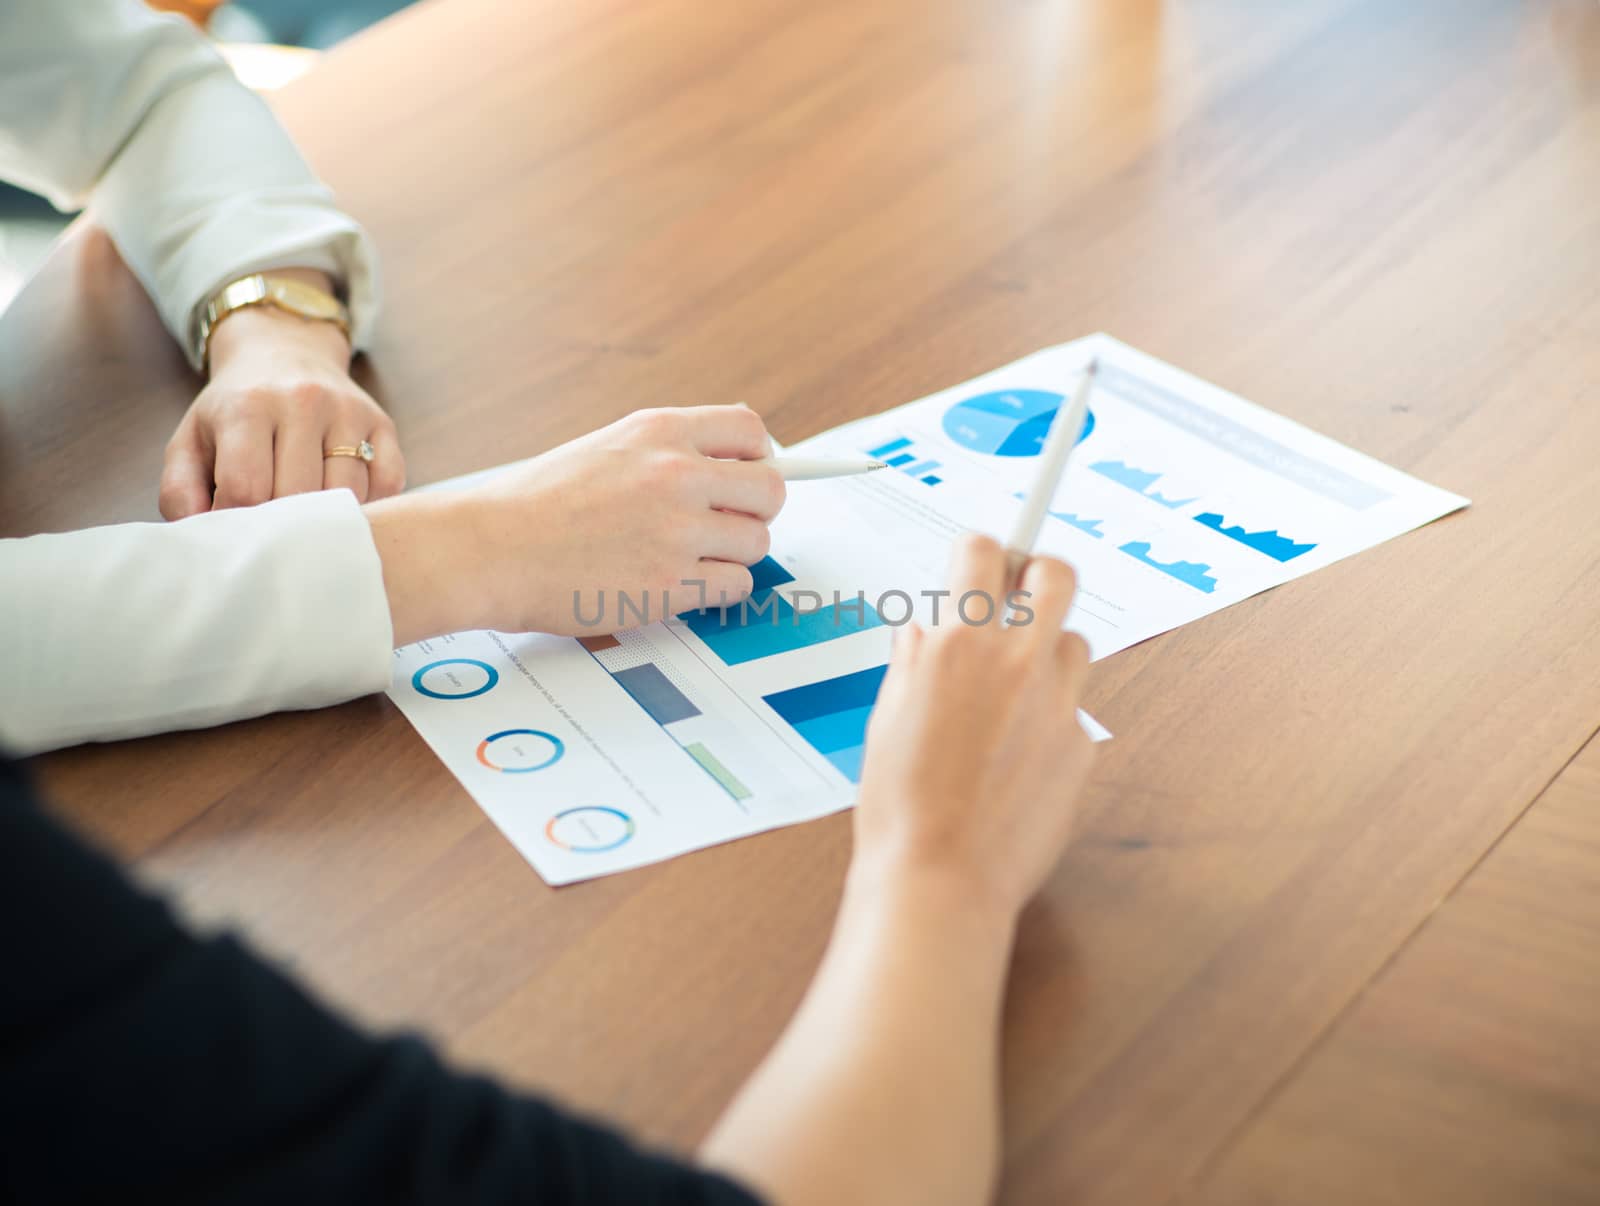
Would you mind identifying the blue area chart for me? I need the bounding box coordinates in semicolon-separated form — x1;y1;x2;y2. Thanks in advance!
1194;512;1316;561
1011;492;1106;539
1055;512;1106;538
943;389;1096;457
1091;460;1196;509
1119;541;1219;593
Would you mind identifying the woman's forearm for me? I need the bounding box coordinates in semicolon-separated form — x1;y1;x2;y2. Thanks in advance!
701;537;1095;1206
0;492;393;755
364;489;496;648
700;858;1018;1206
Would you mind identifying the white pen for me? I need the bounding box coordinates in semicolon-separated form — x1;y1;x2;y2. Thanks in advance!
1005;358;1099;580
771;456;889;481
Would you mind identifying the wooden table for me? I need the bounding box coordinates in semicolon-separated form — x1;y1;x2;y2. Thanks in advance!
4;1;1598;1201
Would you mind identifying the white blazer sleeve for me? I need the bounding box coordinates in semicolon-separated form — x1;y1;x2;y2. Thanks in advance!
0;491;394;757
0;0;378;365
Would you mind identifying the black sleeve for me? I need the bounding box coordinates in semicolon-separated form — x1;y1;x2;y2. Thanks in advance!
0;758;763;1206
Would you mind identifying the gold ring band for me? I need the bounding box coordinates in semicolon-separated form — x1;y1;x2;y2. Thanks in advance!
325;440;375;463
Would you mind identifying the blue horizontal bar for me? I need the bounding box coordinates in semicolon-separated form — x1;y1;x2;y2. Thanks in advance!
611;662;700;725
684;596;883;667
764;664;889;725
792;704;876;757
824;743;866;783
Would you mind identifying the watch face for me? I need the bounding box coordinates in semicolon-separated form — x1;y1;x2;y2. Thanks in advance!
200;275;350;367
266;279;345;322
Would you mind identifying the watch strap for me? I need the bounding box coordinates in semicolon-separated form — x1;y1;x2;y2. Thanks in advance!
197;274;351;369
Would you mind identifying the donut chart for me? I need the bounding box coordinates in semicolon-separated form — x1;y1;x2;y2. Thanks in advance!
942;389;1096;457
476;728;565;773
546;806;636;853
413;658;499;700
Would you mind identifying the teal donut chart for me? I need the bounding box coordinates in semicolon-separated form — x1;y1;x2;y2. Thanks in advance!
413;658;499;700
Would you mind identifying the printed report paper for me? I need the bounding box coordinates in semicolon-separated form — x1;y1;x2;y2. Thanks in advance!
388;334;1467;885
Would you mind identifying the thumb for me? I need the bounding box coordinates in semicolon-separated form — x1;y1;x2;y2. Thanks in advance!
159;426;214;520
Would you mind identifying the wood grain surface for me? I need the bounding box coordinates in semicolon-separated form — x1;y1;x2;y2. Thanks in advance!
1193;732;1600;1206
3;1;1599;1202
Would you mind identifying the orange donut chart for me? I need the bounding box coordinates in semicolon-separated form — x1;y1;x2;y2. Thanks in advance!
475;728;564;773
545;807;635;853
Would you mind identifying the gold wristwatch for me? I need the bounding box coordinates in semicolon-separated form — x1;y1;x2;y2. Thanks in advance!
196;273;351;369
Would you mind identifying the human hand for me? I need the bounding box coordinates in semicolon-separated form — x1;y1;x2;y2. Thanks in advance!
853;533;1095;920
365;405;786;645
159;277;404;519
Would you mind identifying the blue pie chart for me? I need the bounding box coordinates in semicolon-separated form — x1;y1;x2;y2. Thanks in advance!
941;389;1096;457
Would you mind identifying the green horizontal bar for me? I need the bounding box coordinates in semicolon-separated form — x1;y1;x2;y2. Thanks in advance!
684;741;752;801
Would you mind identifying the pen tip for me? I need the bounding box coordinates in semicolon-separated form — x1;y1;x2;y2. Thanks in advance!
1086;357;1101;376
868;460;889;470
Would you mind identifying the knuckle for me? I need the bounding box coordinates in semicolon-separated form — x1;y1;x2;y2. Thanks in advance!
736;405;770;444
239;384;282;413
289;380;332;416
646;448;699;492
679;525;711;563
632;407;685;443
647;545;685;581
750;523;772;562
715;564;754;603
227;387;280;422
1060;631;1091;672
959;531;1002;559
1051;556;1079;591
1039;556;1077;596
763;466;787;514
215;467;269;504
342;390;381;421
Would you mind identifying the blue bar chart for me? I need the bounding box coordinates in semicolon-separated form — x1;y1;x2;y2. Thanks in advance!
764;664;889;782
611;662;700;724
868;437;942;486
576;632;752;801
680;556;883;666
